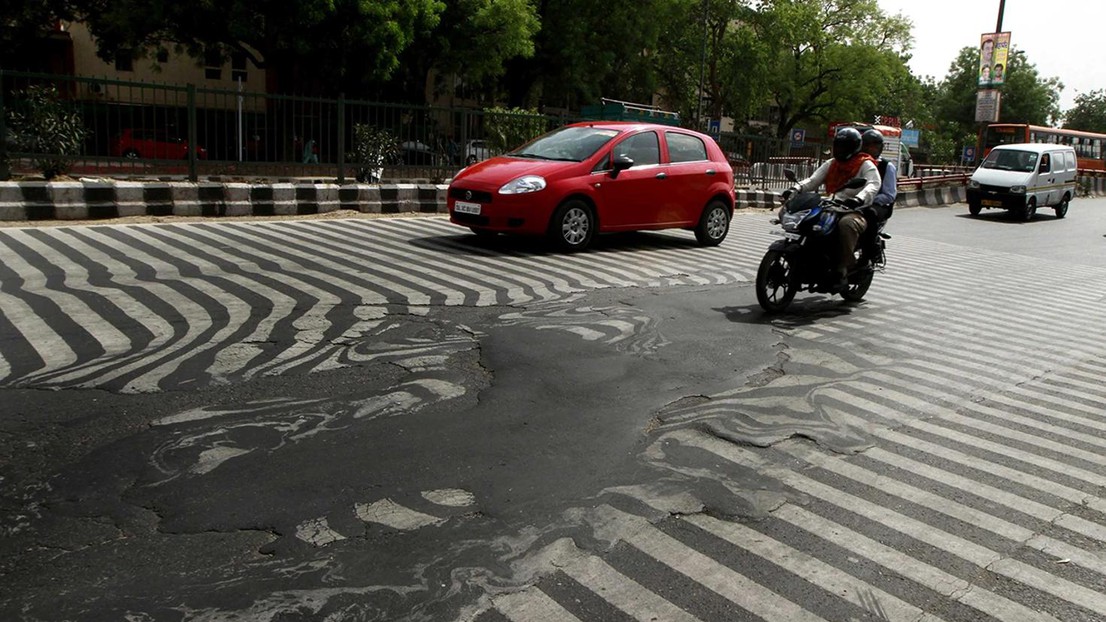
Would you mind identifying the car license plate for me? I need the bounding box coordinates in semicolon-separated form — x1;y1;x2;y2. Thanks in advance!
981;199;1001;207
454;201;481;215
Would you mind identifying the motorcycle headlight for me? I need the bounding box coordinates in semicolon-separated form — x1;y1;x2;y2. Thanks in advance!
968;179;980;189
1010;185;1027;194
781;209;810;231
499;175;547;194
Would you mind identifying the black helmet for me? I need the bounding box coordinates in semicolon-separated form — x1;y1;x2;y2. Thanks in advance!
861;129;884;156
832;127;862;162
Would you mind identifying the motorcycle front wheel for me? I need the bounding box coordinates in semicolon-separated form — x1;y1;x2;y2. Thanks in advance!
840;267;874;302
756;250;797;312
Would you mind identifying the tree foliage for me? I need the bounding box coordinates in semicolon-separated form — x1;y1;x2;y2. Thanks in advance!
70;0;447;92
1064;90;1106;133
749;0;912;138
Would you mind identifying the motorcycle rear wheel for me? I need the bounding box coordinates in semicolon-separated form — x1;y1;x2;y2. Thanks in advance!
840;267;874;302
756;250;797;312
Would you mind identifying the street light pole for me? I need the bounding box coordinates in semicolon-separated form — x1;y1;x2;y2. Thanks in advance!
995;0;1006;32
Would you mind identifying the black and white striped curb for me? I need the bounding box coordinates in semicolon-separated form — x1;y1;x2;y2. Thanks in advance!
0;180;994;221
733;185;968;210
0;181;448;221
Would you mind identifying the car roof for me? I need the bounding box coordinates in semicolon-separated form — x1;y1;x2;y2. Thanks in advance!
566;121;702;135
992;142;1074;153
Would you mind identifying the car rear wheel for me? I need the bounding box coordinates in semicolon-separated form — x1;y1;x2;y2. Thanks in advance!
548;199;595;252
694;199;730;246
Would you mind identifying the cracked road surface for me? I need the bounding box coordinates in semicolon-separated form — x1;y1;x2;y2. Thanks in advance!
2;206;1106;621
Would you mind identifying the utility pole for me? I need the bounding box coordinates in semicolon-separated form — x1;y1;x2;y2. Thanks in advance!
996;0;1006;32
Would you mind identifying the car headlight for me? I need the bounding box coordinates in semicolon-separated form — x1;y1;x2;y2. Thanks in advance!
1010;185;1027;194
499;175;547;194
968;179;980;189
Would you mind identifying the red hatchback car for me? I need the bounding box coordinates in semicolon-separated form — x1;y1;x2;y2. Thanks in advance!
447;122;735;251
110;129;207;160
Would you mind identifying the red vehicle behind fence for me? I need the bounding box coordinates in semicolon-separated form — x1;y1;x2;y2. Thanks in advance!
110;129;207;160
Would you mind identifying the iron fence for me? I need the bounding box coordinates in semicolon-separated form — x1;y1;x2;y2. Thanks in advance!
1;70;819;187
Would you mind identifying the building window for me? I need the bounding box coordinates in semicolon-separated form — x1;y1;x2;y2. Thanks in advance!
231;52;248;82
115;52;134;72
204;49;222;80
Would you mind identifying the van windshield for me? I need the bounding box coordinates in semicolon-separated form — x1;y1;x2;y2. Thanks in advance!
981;149;1038;173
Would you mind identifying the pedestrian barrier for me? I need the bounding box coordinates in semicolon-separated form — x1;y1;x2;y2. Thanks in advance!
6;175;1105;222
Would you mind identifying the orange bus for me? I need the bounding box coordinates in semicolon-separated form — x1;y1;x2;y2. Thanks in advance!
979;123;1106;170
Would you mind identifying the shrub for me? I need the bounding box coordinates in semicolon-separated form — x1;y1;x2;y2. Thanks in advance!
6;85;88;179
349;123;400;183
482;106;548;154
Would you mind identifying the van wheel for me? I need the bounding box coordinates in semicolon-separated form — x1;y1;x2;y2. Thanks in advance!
1020;198;1036;222
1054;194;1070;218
968;201;981;216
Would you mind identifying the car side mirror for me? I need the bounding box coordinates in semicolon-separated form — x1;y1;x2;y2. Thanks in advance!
610;154;634;177
783;168;798;182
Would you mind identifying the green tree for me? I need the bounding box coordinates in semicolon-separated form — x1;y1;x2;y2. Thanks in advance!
749;0;912;138
391;0;540;104
653;0;762;128
1064;90;1106;132
0;0;73;68
503;0;667;111
70;0;446;94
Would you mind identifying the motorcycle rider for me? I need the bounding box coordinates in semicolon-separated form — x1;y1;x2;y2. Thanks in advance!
860;128;896;225
783;126;880;289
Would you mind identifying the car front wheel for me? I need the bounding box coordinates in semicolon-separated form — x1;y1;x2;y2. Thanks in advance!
548;199;595;252
695;199;730;246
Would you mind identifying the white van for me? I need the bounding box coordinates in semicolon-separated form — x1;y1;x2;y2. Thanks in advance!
966;143;1077;220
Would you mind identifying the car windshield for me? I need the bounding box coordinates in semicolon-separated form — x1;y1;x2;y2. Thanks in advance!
509;126;621;162
981;149;1038;173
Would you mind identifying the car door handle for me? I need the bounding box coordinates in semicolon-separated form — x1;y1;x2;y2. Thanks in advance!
655;172;667;179
705;169;716;175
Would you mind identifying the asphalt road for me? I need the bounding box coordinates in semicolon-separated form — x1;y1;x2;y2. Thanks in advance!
2;199;1105;621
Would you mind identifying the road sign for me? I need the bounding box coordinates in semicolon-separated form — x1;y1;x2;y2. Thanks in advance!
901;129;920;148
707;119;720;137
791;129;806;147
963;146;977;162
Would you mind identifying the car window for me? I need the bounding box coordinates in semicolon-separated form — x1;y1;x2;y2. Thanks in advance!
982;149;1037;173
510;126;620;162
665;132;708;163
1040;153;1051;172
613;131;660;166
1064;151;1076;171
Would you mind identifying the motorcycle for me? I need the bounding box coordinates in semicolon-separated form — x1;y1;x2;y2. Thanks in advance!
755;169;890;313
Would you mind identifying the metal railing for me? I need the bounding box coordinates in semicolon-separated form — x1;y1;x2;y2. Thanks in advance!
2;70;826;185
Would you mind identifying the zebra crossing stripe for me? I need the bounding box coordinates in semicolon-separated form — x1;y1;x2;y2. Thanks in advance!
673;429;1067;621
863;446;1106;545
557;555;701;622
602;507;827;622
681;513;942;622
492;586;584;622
817;392;1106;515
775;442;1106;576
